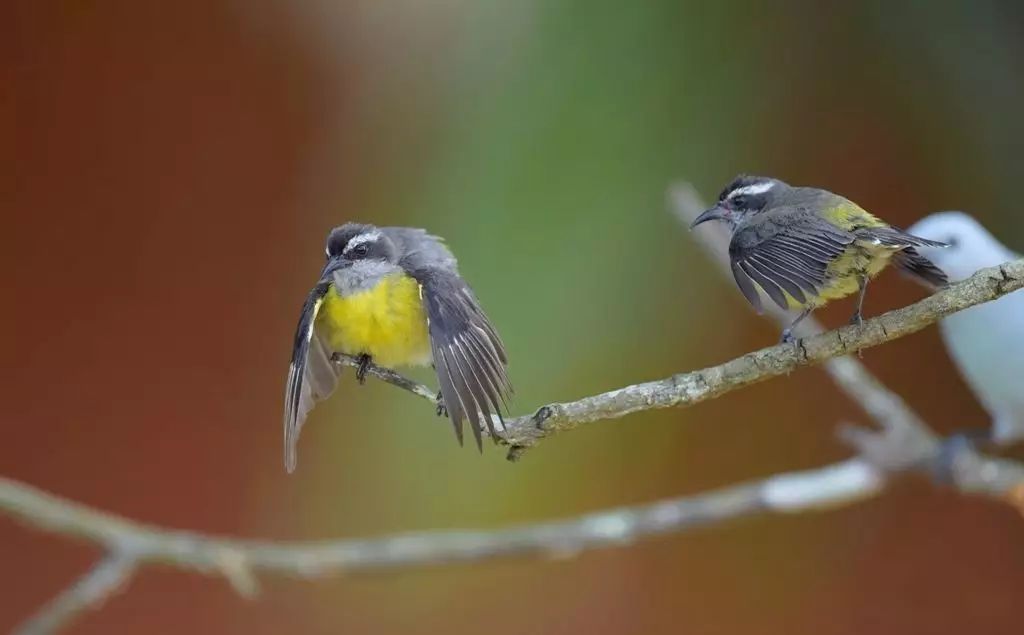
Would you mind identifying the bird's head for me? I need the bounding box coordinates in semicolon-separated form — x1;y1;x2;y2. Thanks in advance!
690;175;788;229
325;223;399;267
906;212;1014;283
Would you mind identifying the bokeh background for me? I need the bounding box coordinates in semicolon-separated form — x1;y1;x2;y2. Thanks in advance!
4;1;1024;633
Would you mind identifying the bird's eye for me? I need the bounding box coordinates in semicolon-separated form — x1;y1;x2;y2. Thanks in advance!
350;244;370;258
947;236;960;248
731;195;747;208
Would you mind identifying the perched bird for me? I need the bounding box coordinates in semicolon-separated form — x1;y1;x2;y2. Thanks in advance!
691;175;949;342
907;212;1024;445
283;223;512;472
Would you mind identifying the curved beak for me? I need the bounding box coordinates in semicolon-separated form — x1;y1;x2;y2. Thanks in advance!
690;204;729;229
318;256;351;284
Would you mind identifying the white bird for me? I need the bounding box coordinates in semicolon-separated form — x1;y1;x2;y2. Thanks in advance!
907;212;1024;445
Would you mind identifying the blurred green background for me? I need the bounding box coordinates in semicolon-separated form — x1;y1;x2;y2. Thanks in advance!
4;1;1024;633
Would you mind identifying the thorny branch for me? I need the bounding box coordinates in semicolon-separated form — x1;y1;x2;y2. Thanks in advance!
4;183;1024;634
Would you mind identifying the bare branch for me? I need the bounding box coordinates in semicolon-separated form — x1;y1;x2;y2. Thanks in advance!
13;552;137;635
500;256;1024;457
0;461;881;581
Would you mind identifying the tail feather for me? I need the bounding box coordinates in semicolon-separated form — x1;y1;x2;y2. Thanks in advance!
856;226;949;249
893;247;949;289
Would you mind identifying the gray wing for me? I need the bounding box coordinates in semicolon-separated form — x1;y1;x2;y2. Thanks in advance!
411;265;512;450
729;208;855;311
283;283;341;473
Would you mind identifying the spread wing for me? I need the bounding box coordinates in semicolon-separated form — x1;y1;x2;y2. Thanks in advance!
283;282;341;473
412;266;512;450
729;208;855;312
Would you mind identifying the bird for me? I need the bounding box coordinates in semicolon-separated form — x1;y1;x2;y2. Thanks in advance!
906;211;1024;446
690;175;950;342
283;223;512;472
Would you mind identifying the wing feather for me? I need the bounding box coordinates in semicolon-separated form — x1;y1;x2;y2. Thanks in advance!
728;209;854;311
731;261;763;314
412;266;512;450
739;260;789;309
855;226;949;249
747;255;807;303
755;250;820;290
283;283;341;473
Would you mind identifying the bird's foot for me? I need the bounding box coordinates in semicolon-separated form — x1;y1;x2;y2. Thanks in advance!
435;392;448;418
355;354;372;385
848;310;864;327
933;428;994;486
780;329;796;345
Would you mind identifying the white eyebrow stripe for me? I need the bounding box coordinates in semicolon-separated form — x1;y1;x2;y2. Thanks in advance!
343;231;382;252
731;182;776;197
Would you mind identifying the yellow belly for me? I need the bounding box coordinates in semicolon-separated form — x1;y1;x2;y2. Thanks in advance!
318;273;432;368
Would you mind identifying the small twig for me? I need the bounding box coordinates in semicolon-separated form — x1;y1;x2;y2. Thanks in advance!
13;552;137;635
331;353;437;403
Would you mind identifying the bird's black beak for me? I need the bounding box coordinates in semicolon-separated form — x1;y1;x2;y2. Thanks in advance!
689;204;729;229
319;256;350;282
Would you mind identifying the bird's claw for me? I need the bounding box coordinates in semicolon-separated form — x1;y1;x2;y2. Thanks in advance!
780;330;796;345
848;311;864;327
435;392;448;418
355;354;372;385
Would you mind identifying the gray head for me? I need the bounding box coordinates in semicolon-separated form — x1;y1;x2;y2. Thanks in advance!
906;212;1018;282
322;223;403;295
325;223;399;264
690;175;791;228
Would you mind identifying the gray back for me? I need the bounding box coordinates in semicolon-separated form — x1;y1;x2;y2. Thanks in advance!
382;227;458;272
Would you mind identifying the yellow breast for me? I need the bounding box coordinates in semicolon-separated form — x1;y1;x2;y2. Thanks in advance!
318;273;432;368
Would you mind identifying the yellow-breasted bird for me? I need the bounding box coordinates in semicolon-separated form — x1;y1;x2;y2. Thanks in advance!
691;175;949;342
283;223;512;472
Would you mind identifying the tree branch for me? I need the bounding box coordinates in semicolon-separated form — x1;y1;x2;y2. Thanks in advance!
13;552;137;635
500;257;1024;457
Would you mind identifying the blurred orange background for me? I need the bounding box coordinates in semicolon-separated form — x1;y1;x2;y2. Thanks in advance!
4;1;1024;633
